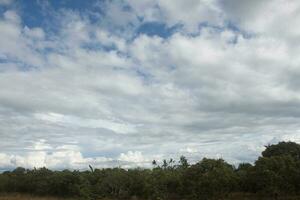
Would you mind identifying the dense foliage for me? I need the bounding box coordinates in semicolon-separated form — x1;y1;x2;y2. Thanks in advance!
1;141;300;200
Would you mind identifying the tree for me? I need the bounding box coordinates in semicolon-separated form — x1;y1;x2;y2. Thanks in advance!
0;141;300;199
236;163;253;192
181;158;238;199
251;155;300;195
178;156;189;169
262;141;300;160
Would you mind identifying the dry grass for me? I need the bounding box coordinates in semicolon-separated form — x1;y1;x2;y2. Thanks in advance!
225;193;300;200
2;193;300;200
0;194;76;200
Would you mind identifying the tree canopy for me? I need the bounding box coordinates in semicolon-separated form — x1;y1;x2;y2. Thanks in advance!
262;141;300;160
0;141;300;200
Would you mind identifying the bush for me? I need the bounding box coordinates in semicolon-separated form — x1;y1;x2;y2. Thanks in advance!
0;141;299;199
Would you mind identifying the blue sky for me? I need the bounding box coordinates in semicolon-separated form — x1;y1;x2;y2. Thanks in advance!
1;0;300;170
13;0;177;38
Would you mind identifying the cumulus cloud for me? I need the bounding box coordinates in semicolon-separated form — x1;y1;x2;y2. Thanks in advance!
221;0;300;42
119;151;146;163
128;0;222;32
1;0;300;170
23;26;45;40
0;140;153;170
0;0;13;6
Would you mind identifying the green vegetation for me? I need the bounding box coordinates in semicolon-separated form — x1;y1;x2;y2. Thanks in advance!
0;193;75;200
1;141;300;200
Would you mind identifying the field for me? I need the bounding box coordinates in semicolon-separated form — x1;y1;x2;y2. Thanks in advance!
1;193;300;200
0;194;75;200
226;193;300;200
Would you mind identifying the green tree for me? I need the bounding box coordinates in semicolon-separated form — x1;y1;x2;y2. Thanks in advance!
262;141;300;160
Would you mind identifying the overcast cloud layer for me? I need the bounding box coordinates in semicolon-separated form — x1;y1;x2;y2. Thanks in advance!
1;0;300;170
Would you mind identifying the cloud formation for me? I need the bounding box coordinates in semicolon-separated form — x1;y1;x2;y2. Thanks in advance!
1;0;300;170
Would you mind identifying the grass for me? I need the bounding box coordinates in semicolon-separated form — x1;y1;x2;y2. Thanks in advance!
1;193;300;200
226;193;300;200
0;194;76;200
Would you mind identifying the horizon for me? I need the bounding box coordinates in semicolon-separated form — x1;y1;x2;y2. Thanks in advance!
1;0;300;171
0;141;298;173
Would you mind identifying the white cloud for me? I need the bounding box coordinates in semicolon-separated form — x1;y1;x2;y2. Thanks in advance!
180;147;198;154
119;151;146;163
3;10;20;24
0;140;154;170
0;0;13;5
24;26;45;40
128;0;222;32
222;0;300;43
95;29;126;51
34;112;138;134
1;1;300;170
0;153;13;169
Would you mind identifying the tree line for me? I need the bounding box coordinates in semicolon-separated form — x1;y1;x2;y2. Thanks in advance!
0;141;300;199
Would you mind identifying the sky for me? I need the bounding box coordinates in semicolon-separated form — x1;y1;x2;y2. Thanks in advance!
1;0;300;170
